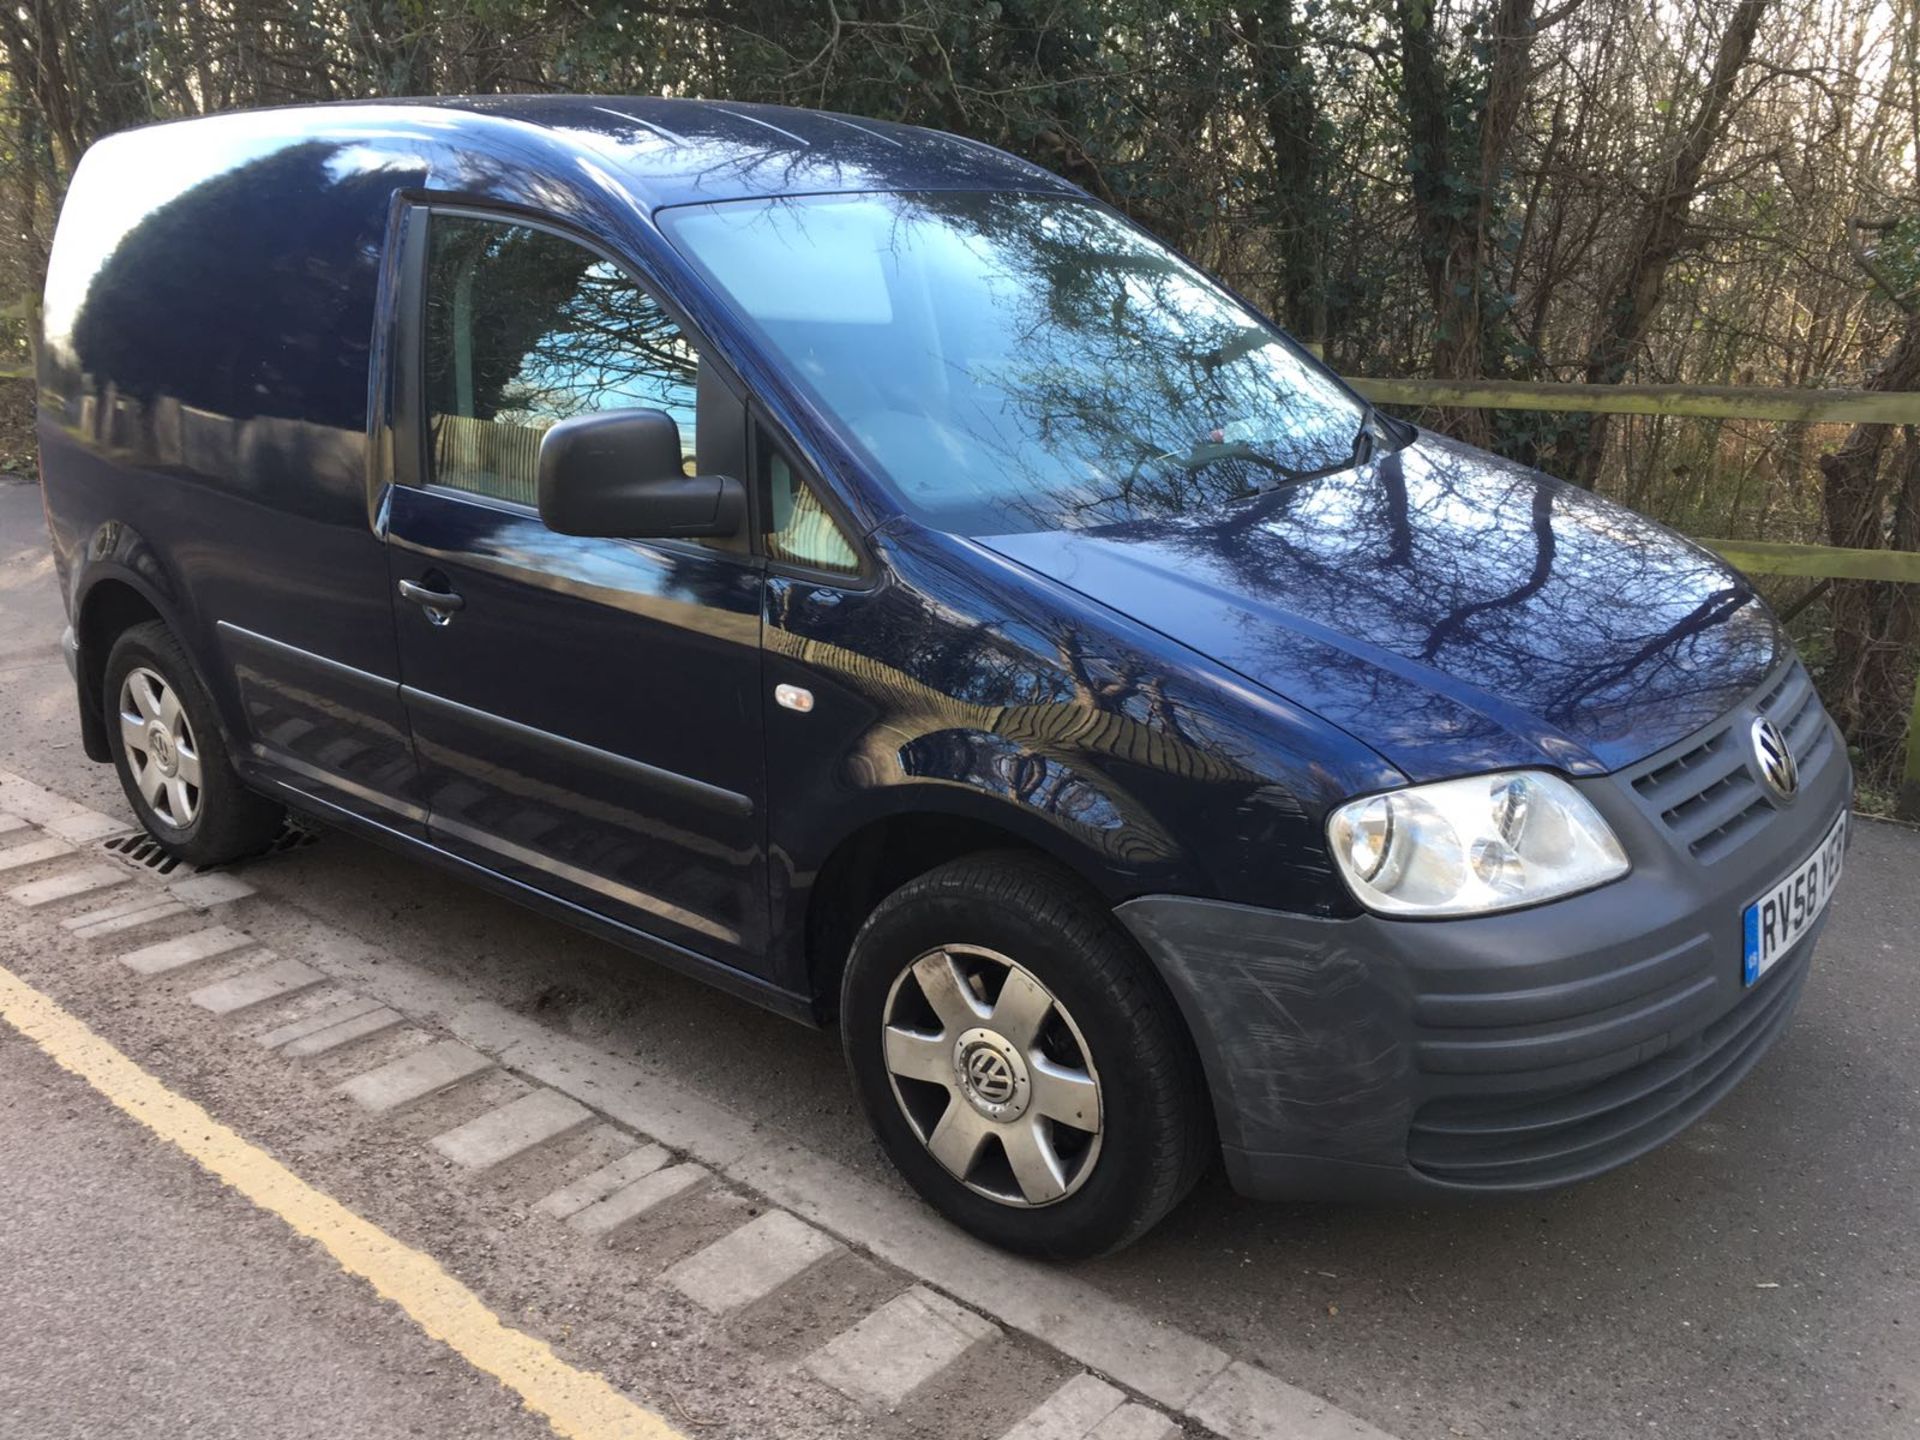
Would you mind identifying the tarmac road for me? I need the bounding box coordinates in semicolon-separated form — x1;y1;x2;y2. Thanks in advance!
0;1021;564;1440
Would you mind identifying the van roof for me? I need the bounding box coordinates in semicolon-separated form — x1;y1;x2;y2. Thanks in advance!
134;94;1078;213
449;95;1079;208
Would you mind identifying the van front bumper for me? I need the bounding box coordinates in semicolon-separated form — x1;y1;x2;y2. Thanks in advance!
1116;698;1852;1202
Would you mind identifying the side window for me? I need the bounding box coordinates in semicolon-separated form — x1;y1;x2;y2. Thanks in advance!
423;215;699;507
762;438;860;577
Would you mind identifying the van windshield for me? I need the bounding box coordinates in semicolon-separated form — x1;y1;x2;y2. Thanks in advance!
661;191;1378;536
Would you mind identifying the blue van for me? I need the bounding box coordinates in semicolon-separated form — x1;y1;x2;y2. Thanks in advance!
36;98;1850;1256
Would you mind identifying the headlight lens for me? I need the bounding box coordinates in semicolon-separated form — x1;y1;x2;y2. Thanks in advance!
1327;771;1628;917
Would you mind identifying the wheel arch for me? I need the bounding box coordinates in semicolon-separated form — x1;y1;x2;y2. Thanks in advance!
72;574;173;762
791;779;1167;1029
796;793;1147;1022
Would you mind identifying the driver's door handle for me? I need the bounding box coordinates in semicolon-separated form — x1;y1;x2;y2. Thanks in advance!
397;578;465;621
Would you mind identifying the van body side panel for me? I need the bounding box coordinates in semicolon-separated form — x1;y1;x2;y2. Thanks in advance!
36;117;432;829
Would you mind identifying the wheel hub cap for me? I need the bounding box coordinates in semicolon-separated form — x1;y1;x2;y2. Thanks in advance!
953;1027;1030;1120
881;945;1104;1209
118;665;200;828
147;724;177;775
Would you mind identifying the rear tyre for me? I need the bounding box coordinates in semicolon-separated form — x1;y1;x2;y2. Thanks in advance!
840;852;1211;1258
103;621;284;866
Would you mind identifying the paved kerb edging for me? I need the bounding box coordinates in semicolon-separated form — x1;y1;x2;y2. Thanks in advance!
0;764;1402;1440
0;959;690;1440
443;1013;1396;1436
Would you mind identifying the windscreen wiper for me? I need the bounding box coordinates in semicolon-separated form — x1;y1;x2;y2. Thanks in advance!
1348;403;1381;469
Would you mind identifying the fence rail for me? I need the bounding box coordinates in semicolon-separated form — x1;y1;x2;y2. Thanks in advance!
1349;376;1920;426
1696;538;1920;584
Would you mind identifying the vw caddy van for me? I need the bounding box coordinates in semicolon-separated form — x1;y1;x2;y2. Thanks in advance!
36;98;1851;1256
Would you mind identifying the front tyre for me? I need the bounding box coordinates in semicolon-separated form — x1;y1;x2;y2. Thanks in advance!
841;853;1211;1258
103;620;284;866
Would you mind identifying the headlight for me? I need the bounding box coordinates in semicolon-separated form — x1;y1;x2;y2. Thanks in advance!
1327;771;1628;917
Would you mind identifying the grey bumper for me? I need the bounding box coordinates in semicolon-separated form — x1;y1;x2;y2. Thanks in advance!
1117;693;1853;1203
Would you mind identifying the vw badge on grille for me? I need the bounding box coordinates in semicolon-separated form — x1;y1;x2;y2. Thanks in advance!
1751;717;1799;801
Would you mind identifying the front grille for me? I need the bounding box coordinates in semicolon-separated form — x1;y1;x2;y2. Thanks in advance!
1407;938;1813;1188
1626;660;1833;864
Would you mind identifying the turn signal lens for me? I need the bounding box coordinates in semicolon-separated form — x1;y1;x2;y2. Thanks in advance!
1327;771;1628;917
1338;795;1396;882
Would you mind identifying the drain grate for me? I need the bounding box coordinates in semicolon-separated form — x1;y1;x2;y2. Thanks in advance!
99;831;192;876
97;815;321;876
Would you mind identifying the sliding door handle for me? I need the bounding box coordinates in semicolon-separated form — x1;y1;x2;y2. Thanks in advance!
397;578;465;623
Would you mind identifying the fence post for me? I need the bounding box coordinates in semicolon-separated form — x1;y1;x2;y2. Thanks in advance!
1902;670;1920;823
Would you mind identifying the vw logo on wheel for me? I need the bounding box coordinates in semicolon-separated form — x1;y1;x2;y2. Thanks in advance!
965;1046;1017;1105
1751;717;1799;801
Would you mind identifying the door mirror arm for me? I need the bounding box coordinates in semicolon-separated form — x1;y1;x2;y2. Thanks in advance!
537;410;746;540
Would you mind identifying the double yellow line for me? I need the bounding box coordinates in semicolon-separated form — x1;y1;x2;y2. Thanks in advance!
0;961;685;1440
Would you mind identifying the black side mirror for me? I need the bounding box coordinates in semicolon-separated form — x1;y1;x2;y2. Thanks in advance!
537;409;746;539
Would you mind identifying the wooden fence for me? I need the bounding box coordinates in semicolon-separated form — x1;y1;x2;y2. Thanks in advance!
1349;376;1920;818
1349;376;1920;427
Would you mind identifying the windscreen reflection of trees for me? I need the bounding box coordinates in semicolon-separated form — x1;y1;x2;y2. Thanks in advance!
804;193;1360;534
426;220;695;448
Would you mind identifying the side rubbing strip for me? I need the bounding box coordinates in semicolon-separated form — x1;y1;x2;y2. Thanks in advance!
265;749;429;825
430;812;740;947
216;620;400;700
398;685;754;820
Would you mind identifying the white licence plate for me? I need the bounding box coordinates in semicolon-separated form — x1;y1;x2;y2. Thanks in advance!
1742;809;1847;986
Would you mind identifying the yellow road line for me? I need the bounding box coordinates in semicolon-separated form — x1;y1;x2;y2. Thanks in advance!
0;961;685;1440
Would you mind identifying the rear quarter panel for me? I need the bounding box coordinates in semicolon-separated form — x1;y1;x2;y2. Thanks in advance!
36;116;422;814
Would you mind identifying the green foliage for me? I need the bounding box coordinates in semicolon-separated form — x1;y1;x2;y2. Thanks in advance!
1873;213;1920;306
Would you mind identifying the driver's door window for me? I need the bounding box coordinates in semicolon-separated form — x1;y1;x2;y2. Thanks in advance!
423;216;698;507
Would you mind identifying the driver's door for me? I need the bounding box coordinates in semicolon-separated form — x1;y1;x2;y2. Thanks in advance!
385;206;770;974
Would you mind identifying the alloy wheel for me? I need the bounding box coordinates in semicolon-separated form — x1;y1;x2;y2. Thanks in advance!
880;944;1104;1207
118;665;202;828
